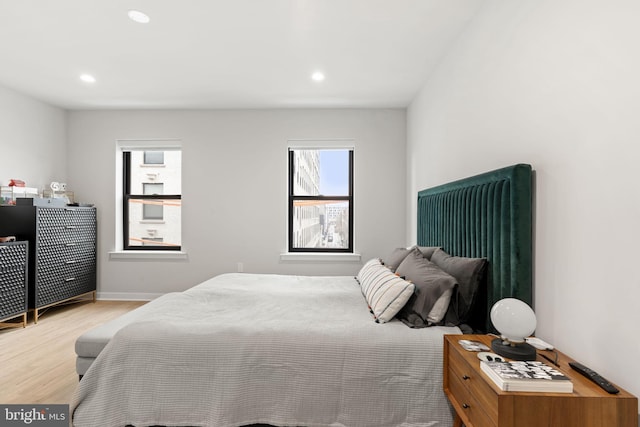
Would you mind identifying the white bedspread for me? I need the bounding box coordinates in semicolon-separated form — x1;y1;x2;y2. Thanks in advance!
71;273;460;427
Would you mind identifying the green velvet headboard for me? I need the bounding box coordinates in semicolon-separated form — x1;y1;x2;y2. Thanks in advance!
417;164;533;333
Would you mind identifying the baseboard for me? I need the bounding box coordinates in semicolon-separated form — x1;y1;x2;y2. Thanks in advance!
96;292;163;301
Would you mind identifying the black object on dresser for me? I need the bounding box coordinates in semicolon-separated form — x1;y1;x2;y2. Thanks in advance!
0;205;96;322
0;240;28;327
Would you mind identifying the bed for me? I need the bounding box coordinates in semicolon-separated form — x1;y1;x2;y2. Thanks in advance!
71;164;533;427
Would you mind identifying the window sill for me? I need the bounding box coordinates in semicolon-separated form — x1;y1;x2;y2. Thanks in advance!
109;250;188;261
280;252;361;262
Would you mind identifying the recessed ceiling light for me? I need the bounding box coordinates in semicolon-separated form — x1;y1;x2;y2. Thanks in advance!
128;9;150;24
79;74;96;84
311;71;325;82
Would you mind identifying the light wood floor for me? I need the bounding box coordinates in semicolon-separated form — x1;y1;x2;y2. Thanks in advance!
0;300;145;404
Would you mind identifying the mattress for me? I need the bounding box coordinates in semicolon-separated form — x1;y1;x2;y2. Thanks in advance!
75;292;186;375
72;273;460;427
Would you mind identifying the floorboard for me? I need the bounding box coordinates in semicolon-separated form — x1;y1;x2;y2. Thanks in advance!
0;300;145;405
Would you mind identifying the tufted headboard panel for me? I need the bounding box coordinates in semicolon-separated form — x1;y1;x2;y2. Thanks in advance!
417;164;533;332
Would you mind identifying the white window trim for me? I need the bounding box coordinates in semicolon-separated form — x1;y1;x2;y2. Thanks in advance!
109;250;188;261
112;139;186;260
287;138;355;150
279;252;361;262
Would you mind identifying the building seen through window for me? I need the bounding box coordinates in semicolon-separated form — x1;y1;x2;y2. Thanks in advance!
289;148;353;252
123;149;181;250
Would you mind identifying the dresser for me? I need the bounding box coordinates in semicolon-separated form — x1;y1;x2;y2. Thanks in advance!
0;240;28;327
444;334;638;427
0;205;96;322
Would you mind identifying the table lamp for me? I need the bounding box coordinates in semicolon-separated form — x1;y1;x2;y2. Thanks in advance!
490;298;537;361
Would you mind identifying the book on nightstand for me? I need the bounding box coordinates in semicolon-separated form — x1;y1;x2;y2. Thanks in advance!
480;360;573;393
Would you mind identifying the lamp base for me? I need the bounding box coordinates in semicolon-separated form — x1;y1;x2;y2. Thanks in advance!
491;338;537;361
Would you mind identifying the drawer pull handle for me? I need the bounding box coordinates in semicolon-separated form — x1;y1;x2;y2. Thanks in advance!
65;243;77;247
65;226;77;229
462;375;470;380
65;260;76;264
462;404;470;409
65;277;76;282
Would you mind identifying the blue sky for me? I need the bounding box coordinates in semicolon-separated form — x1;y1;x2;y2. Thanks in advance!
319;150;349;195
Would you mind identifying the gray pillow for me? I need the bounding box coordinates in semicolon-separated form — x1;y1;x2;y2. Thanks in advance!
395;248;458;327
417;246;440;260
430;248;487;325
383;247;414;272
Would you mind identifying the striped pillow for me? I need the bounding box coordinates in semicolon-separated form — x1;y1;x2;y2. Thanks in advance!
357;259;415;323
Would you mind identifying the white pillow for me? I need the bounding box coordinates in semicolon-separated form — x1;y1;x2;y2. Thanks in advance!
356;258;383;282
357;259;415;323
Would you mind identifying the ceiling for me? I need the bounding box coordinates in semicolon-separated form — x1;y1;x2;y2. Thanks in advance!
0;1;482;110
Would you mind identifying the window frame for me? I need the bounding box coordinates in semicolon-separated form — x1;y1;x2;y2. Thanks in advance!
287;148;354;253
123;151;181;251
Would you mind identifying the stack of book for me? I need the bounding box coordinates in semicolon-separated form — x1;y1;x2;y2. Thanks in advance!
480;360;573;393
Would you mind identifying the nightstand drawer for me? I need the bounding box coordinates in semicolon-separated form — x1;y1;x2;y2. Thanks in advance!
449;371;496;427
449;343;499;422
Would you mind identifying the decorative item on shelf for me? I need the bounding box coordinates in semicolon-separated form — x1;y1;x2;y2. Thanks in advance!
0;186;11;205
43;181;74;204
490;298;537;361
459;339;490;352
1;182;39;206
9;179;26;187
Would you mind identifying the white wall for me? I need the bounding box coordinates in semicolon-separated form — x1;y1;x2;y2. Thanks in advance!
407;0;640;399
67;109;406;296
0;84;67;190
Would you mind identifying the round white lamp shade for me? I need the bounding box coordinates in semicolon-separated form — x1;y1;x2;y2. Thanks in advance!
490;298;537;343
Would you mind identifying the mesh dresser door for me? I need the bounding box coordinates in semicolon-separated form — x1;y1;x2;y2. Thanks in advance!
34;207;97;310
0;241;28;326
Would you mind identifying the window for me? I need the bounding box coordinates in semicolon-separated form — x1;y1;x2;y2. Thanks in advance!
143;183;164;219
123;149;182;250
288;148;353;252
142;237;164;246
144;151;164;165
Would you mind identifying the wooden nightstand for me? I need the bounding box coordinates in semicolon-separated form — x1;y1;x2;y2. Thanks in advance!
444;334;638;427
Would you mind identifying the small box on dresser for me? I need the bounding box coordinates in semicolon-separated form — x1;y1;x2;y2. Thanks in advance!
0;240;28;327
444;334;638;427
0;205;97;322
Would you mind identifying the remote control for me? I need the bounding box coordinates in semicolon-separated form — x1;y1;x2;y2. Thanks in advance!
569;362;620;394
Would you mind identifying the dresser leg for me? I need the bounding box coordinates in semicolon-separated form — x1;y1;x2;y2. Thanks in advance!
453;413;463;427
